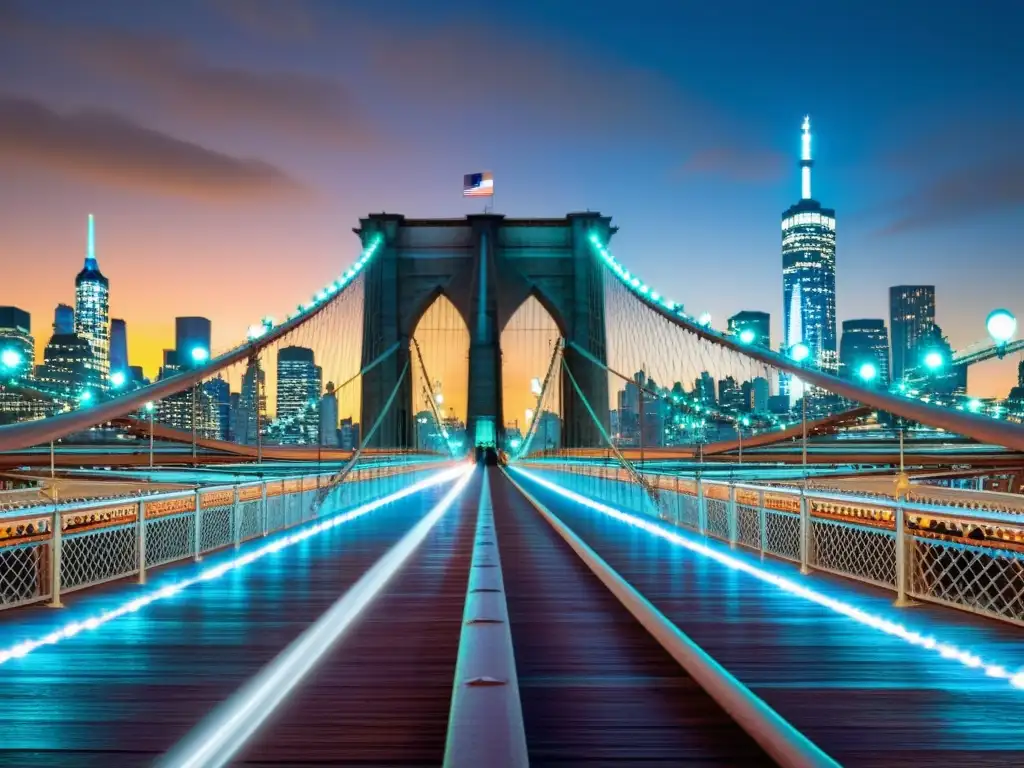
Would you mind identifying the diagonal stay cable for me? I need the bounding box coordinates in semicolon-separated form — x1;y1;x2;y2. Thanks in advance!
311;358;411;514
410;337;455;459
559;356;662;511
513;338;563;461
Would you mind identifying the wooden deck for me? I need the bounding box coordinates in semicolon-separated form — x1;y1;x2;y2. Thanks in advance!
490;469;773;765
234;472;479;764
0;485;455;767
519;473;1024;767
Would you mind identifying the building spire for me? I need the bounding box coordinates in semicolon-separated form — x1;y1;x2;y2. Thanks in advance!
800;116;812;200
86;213;97;268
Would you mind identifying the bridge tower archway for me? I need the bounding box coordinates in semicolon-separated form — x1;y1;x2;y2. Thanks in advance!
358;212;612;449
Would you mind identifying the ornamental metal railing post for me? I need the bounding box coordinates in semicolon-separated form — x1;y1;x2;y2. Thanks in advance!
674;475;682;526
48;502;64;608
137;499;148;584
894;502;909;605
697;476;707;535
757;488;767;560
193;489;203;562
232;484;242;549
261;478;268;536
727;484;738;547
799;489;811;575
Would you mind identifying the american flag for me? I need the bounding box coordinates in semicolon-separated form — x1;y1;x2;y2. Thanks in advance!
463;172;494;197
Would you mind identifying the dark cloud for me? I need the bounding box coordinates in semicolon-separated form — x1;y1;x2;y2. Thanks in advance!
209;0;316;41
0;94;307;201
0;11;371;147
677;146;786;183
880;157;1024;234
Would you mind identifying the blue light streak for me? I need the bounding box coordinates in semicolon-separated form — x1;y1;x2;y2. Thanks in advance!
512;468;1024;691
162;464;476;768
0;463;467;667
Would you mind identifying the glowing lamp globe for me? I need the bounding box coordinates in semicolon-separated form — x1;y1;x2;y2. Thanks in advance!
857;362;878;382
738;328;756;345
110;371;126;388
191;347;210;363
986;309;1016;345
0;348;22;370
924;350;944;370
790;343;810;363
697;312;712;327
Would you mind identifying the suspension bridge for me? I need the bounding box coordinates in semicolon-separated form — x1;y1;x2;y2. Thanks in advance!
1;212;1022;766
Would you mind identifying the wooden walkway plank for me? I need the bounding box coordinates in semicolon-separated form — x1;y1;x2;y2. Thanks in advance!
0;486;455;767
492;469;773;765
521;477;1024;767
233;471;480;765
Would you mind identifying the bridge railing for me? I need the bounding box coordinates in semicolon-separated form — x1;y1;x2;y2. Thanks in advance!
0;457;448;613
517;460;1024;628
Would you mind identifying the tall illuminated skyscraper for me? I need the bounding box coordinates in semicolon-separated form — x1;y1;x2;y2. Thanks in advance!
110;318;128;378
53;304;74;335
781;117;837;373
889;285;936;382
74;214;110;391
276;346;322;444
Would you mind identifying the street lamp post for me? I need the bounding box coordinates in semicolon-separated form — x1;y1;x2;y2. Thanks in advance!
145;402;155;468
801;393;808;482
788;343;811;487
189;347;209;468
191;383;199;466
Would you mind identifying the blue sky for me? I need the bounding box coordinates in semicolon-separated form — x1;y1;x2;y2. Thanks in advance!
0;0;1021;394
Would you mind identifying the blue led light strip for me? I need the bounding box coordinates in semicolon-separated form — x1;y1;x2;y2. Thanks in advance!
512;467;1024;691
0;464;467;666
162;465;476;768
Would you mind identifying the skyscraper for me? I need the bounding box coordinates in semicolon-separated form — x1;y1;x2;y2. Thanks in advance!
276;346;322;444
889;286;936;382
781;117;837;372
727;311;771;349
53;304;74;335
36;333;92;403
319;382;340;447
110;318;128;378
0;306;34;373
840;319;890;385
74;214;110;391
175;317;212;368
203;376;231;441
235;359;266;445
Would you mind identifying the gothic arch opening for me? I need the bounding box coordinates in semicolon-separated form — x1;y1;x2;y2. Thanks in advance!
500;294;562;454
410;293;470;454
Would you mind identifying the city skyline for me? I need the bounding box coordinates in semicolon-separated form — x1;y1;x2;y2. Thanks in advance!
1;1;1021;399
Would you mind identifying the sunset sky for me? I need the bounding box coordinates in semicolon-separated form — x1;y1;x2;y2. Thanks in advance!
2;0;1022;410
